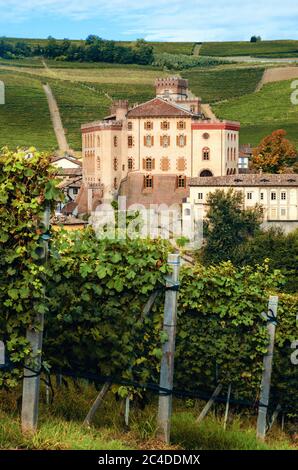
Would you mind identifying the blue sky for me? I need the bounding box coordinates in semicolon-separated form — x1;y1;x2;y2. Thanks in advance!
0;0;298;42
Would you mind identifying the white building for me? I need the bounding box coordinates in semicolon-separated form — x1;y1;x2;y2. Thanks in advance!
183;174;298;234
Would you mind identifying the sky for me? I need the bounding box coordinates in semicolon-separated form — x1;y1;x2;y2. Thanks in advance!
0;0;298;42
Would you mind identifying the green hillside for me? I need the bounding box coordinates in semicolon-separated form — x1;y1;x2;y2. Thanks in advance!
184;67;264;103
213;79;298;147
0;70;56;150
200;40;298;57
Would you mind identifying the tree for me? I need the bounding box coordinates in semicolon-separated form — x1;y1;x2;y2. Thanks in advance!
201;189;263;265
250;35;261;42
237;227;298;293
252;129;297;173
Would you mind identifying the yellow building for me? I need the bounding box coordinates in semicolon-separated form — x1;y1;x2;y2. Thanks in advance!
78;77;240;212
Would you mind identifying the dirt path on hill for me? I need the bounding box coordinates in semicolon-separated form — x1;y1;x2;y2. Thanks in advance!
43;83;71;154
256;66;298;92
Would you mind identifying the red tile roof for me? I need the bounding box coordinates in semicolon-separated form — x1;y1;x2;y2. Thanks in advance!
127;98;193;118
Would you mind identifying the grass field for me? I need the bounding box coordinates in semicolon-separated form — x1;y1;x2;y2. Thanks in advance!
184;67;264;103
0;70;56;150
213;79;298;147
200;40;298;57
0;382;294;450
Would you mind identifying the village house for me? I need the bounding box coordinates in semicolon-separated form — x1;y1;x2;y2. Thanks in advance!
77;76;240;212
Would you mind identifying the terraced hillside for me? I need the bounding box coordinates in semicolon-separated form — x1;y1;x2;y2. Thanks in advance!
0;70;56;149
213;79;298;147
200;40;298;58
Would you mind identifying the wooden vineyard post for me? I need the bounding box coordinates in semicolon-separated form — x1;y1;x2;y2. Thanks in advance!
157;253;180;444
256;295;278;441
223;383;232;430
21;206;50;433
196;383;223;423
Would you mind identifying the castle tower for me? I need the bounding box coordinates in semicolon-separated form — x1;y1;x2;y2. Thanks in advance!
155;77;189;101
110;100;129;121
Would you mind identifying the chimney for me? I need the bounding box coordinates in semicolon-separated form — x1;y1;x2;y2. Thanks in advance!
110;100;129;121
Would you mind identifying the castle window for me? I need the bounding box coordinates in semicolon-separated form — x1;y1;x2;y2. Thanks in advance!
202;132;210;140
281;191;287;200
128;136;134;148
114;178;118;189
227;148;230;160
160;135;170;147
113;158;118;171
161;121;170;130
128;121;133;130
198;193;203;200
234;148;236;160
128;158;133;170
190;105;195;113
97;157;100;170
260;192;264;200
144;157;155;171
161;157;170;171
177;134;186;147
144;135;154;147
202;147;210;161
144;121;153;130
177;175;186;188
144;175;153;188
271;192;277;201
97;135;100;147
177;121;186;130
177;157;186;171
247;192;253;200
113;136;118;147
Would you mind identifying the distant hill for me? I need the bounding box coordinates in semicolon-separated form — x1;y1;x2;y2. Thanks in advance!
200;40;298;58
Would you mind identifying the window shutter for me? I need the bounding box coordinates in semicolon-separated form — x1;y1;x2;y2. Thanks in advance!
152;136;154;146
176;136;179;146
175;175;178;188
184;136;187;146
152;159;155;170
143;175;146;189
142;158;145;170
144;136;146;146
151;176;154;189
160;136;163;146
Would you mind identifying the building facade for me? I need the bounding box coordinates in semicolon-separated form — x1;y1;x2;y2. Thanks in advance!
78;77;240;212
183;174;298;234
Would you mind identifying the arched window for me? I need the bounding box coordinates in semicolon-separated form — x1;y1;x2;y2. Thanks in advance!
161;120;170;130
145;158;152;171
113;158;118;171
160;135;170;147
177;175;186;188
113;136;118;147
128;136;133;148
200;169;213;177
202;147;210;161
177;135;186;147
144;121;153;130
177;121;186;130
177;157;186;171
128;158;133;170
113;177;118;189
144;135;153;147
144;175;153;188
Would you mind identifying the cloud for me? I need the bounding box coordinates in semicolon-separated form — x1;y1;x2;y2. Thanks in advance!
0;0;297;41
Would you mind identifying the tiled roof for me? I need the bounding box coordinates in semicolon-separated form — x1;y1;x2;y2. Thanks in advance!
189;174;298;187
51;155;82;166
127;98;194;118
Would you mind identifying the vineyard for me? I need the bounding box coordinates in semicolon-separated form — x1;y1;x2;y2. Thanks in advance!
0;148;298;449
